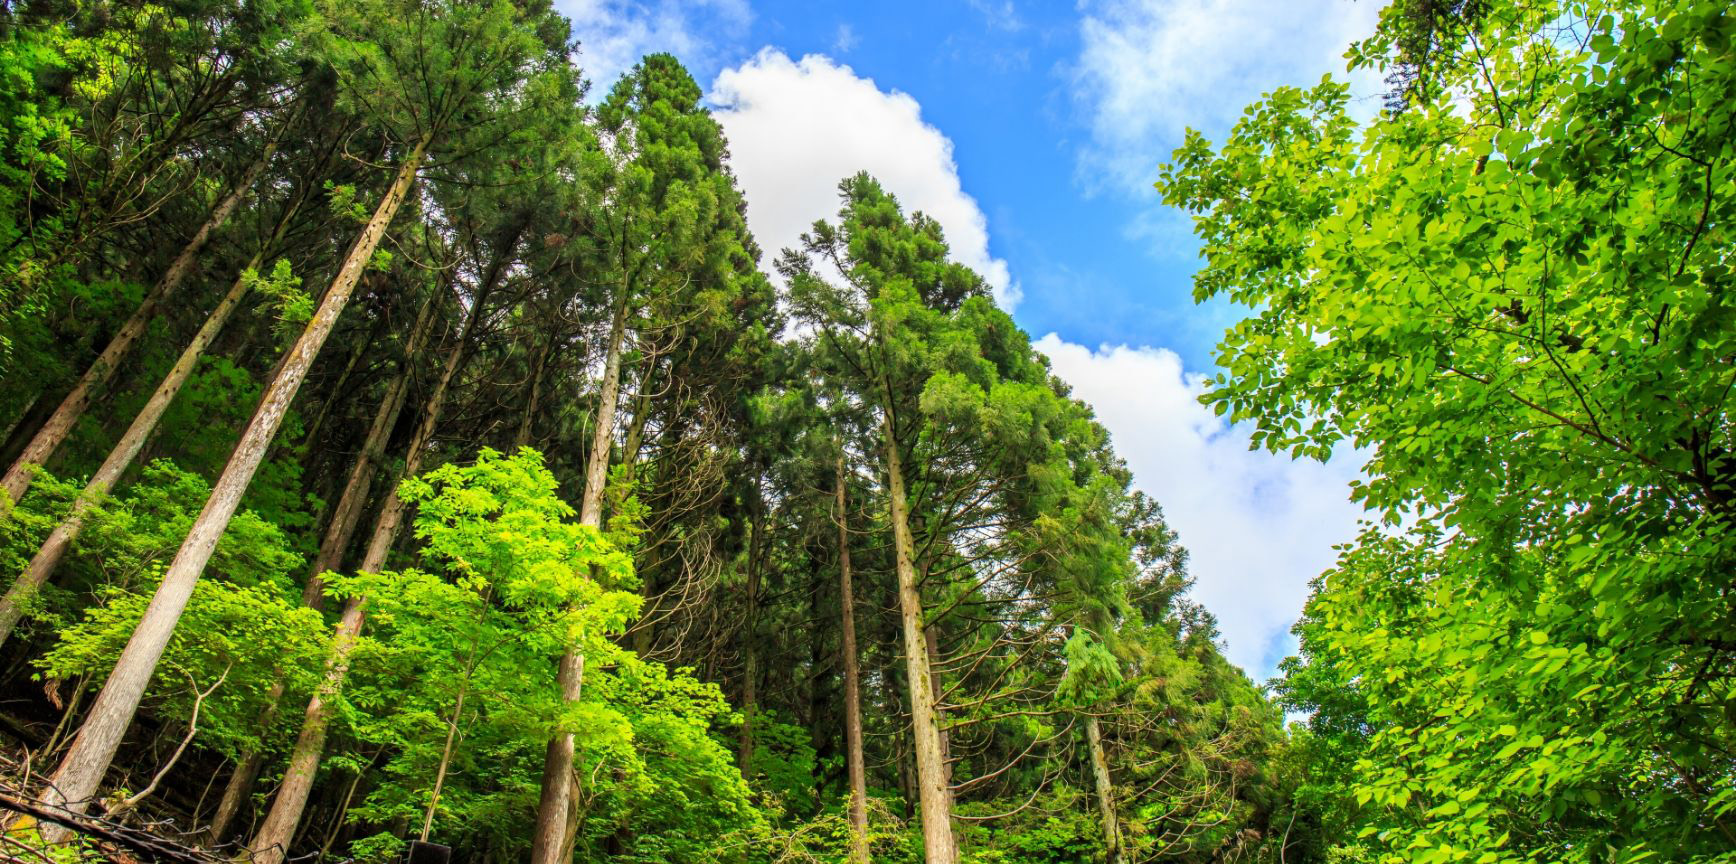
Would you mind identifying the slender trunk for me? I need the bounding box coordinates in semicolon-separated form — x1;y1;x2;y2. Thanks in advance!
0;179;315;646
420;598;487;845
836;455;870;864
1085;713;1122;864
2;138;278;507
302;288;440;607
420;664;471;842
247;246;497;864
205;720;269;847
882;402;957;864
246;597;365;864
0;394;51;470
924;621;960;851
514;330;553;450
620;357;658;471
621;392;650;467
318;758;368;860
737;471;763;778
924;625;957;792
206;297;437;849
579;297;629;530
530;293;628;864
192;760;222;828
297;310;378;457
622;370;656;654
37;134;429;837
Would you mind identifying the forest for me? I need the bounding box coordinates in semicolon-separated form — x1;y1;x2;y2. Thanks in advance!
0;0;1728;862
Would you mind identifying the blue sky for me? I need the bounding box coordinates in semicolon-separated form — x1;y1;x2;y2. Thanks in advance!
554;0;1386;679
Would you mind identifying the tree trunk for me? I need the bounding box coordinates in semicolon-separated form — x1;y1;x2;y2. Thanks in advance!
0;394;52;471
621;370;657;654
2;137;279;508
1086;713;1122;864
513;329;553;450
924;622;961;852
420;659;472;843
924;626;958;797
245;595;365;864
737;470;763;778
246;239;500;864
36;133;429;837
205;720;269;847
882;403;957;864
836;455;870;864
203;289;439;849
530;293;628;864
318;757;370;860
0;179;316;647
296;305;382;457
301;287;440;607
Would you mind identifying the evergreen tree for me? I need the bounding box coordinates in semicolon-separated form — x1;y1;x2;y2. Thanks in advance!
0;8;1309;863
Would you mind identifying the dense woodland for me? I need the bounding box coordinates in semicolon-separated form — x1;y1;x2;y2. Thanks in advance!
0;0;1728;862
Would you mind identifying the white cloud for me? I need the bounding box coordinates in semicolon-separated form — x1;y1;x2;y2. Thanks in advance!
1071;0;1386;192
1034;335;1365;678
557;0;753;94
833;23;858;55
709;50;1021;309
967;0;1026;32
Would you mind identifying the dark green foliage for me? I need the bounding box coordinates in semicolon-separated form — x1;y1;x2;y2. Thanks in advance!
0;3;1297;863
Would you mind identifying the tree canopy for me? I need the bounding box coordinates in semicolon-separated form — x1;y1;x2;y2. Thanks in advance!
0;0;1726;862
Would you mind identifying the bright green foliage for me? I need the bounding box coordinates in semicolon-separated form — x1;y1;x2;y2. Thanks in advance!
4;461;304;636
1162;0;1736;860
0;1;1305;859
30;462;323;769
313;448;757;860
395;447;637;628
569;655;762;861
957;788;1104;864
242;260;312;341
0;20;83;353
41;577;325;767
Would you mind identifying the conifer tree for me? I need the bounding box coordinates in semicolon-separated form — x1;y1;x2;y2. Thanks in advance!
529;53;773;862
37;0;571;827
0;10;1312;863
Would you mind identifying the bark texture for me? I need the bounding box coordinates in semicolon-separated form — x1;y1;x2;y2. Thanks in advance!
1086;713;1123;864
2;141;276;507
529;294;627;864
837;455;870;864
36;134;427;838
883;405;958;864
247;233;495;864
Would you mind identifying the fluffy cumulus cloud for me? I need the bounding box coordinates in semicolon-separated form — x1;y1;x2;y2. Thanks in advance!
1034;335;1366;678
557;0;753;94
709;50;1021;309
1071;0;1386;192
